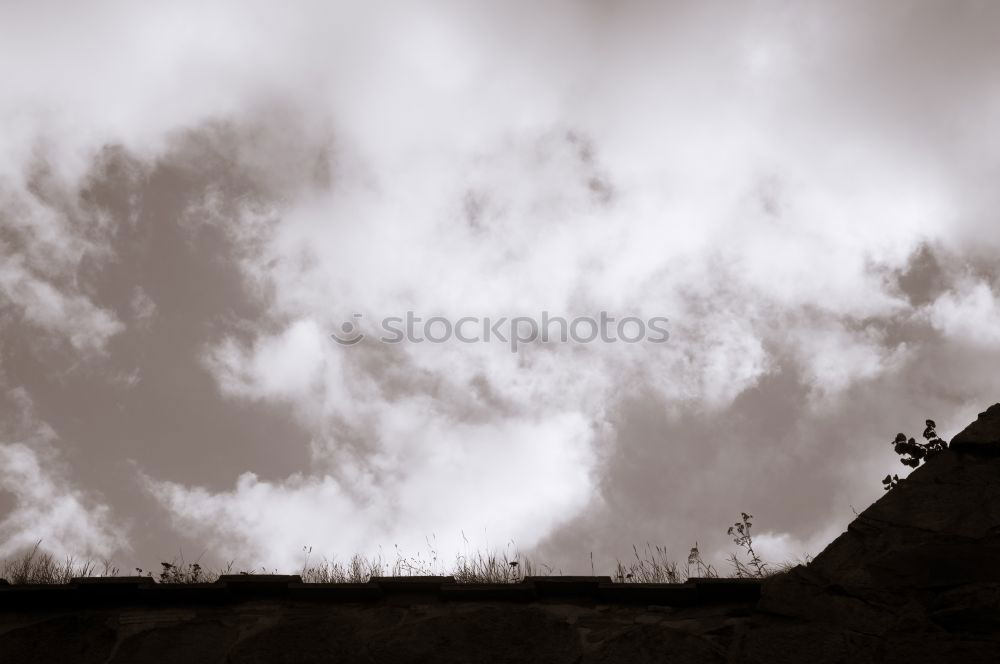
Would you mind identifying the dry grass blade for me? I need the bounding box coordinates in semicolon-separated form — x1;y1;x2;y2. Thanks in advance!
614;544;681;583
0;541;119;584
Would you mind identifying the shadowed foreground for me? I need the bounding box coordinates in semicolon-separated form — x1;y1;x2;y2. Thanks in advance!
3;404;1000;662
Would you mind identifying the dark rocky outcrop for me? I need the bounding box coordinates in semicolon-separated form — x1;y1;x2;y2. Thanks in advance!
951;403;1000;452
757;403;1000;660
2;405;1000;662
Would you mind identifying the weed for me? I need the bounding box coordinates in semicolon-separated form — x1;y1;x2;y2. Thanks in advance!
885;418;948;490
4;517;803;585
0;541;118;584
685;542;717;579
301;552;389;583
158;561;209;583
727;512;770;578
614;544;681;583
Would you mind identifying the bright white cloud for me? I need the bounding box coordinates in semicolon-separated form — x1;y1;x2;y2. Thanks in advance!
0;443;126;560
791;321;910;397
0;390;125;560
926;280;1000;347
0;177;125;354
146;411;595;569
0;260;123;352
207;319;329;404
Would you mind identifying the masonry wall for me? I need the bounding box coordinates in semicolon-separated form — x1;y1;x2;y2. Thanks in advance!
0;576;762;663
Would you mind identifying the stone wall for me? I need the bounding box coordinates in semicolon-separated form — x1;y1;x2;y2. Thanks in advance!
0;576;761;663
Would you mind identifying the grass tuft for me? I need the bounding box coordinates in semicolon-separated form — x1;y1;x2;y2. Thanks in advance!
2;513;804;584
0;541;119;584
614;544;682;583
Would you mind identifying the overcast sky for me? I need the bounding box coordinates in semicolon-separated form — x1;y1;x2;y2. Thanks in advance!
1;0;999;575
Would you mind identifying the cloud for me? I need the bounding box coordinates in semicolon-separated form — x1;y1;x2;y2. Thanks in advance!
0;389;126;560
0;151;129;561
746;524;845;568
0;264;123;353
206;319;329;405
133;1;1000;567
926;279;1000;347
0;1;999;571
145;410;595;569
0;443;126;560
0;171;125;354
129;286;157;326
789;319;910;397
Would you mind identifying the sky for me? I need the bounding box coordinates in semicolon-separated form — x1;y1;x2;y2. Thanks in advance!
1;0;999;575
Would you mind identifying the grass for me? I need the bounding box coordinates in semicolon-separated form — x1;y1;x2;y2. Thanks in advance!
299;546;553;585
0;542;120;584
1;513;797;585
614;544;683;583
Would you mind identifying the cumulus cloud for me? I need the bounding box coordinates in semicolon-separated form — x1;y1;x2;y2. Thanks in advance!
1;1;999;571
145;411;595;569
0;389;125;560
0;442;126;560
926;279;1000;347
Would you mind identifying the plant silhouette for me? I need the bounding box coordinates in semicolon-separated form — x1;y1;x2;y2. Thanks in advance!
883;419;948;491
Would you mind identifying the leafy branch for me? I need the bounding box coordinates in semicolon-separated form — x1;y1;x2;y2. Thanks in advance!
883;418;947;491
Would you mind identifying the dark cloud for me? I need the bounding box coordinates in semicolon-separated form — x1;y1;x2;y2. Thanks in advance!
897;244;948;307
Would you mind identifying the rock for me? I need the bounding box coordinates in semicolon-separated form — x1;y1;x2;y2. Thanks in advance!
368;606;582;664
761;403;1000;638
930;583;1000;634
951;403;1000;452
739;623;879;664
584;624;725;664
112;620;238;664
229;608;403;664
0;615;117;664
878;635;1000;664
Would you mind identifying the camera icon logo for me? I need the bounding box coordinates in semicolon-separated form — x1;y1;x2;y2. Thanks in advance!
330;313;365;345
